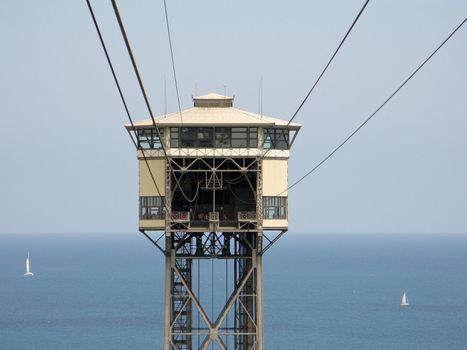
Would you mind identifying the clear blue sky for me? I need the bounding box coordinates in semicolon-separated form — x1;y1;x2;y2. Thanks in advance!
0;1;466;234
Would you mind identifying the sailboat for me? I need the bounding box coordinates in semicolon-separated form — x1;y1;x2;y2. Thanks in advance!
24;252;34;277
400;291;409;306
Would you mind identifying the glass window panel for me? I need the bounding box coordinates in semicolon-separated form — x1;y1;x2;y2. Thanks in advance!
249;127;258;148
180;127;213;148
215;127;231;148
275;129;289;149
153;129;163;148
139;140;151;149
137;128;164;149
230;127;248;148
181;127;197;147
263;135;272;149
232;139;248;147
196;127;213;147
232;132;247;138
170;127;179;148
262;128;289;150
140;196;165;219
232;127;247;133
262;196;287;219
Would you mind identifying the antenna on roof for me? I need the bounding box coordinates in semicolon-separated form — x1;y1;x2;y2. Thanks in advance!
164;74;167;117
223;84;227;97
195;82;198;97
259;75;263;117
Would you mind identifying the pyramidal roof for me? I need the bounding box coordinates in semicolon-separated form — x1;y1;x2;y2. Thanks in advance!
126;93;301;129
193;93;234;107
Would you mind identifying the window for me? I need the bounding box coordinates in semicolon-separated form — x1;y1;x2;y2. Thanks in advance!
169;127;258;148
196;127;213;147
179;127;214;148
137;128;164;149
263;128;289;150
170;127;179;147
263;196;287;219
140;196;165;220
249;127;258;148
215;127;231;147
231;127;248;147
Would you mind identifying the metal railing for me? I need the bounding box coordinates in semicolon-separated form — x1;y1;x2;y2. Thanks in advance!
171;211;190;223
238;211;257;222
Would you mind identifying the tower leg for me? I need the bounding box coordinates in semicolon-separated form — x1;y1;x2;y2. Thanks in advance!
256;234;264;350
163;234;172;350
161;231;263;350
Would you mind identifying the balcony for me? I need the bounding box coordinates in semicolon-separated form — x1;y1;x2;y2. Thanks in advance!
169;211;258;231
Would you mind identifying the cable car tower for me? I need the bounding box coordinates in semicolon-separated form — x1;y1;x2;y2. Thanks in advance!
127;93;301;350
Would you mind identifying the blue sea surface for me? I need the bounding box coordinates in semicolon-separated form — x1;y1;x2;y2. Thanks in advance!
0;233;466;349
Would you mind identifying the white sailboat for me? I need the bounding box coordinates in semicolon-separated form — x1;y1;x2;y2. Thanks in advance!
400;291;409;306
24;252;34;277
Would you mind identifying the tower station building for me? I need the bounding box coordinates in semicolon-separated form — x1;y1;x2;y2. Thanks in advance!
126;93;301;350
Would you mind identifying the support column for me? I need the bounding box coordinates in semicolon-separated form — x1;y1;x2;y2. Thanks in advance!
256;234;264;350
163;234;172;350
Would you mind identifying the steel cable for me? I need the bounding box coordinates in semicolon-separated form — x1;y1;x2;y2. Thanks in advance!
86;0;170;214
282;18;467;195
163;0;184;124
262;0;370;158
110;0;197;203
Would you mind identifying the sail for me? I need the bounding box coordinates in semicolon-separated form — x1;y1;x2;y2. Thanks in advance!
400;291;409;306
24;252;33;276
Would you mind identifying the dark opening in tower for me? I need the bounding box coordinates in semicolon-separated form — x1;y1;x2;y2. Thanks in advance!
170;157;257;227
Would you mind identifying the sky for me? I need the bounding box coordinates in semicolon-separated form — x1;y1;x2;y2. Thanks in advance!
0;1;466;234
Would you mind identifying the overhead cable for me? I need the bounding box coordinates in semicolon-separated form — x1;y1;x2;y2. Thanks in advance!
263;0;370;158
85;0;170;214
288;0;370;125
110;0;195;201
163;0;184;123
110;0;170;162
85;0;137;148
282;18;467;195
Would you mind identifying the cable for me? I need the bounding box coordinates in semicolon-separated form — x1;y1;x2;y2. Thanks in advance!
290;0;370;125
110;0;169;161
224;174;246;185
85;0;137;148
111;0;196;204
262;0;369;158
173;177;201;203
86;0;170;214
163;0;184;124
228;183;256;205
282;18;467;195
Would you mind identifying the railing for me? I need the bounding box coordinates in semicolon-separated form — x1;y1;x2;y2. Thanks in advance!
238;211;257;222
171;211;190;223
168;211;257;229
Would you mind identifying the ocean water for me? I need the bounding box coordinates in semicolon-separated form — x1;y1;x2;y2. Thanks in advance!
0;233;466;350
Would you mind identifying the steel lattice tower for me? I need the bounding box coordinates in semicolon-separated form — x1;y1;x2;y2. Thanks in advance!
128;93;301;349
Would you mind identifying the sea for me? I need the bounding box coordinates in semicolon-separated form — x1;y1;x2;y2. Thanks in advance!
1;233;466;350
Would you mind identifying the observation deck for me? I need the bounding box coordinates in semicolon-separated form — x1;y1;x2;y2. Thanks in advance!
126;93;300;232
